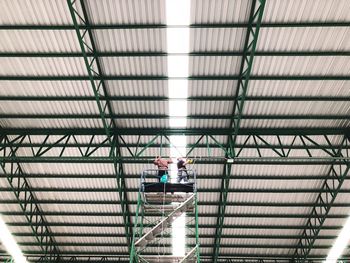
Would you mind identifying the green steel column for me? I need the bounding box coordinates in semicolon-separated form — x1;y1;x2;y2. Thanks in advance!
212;1;266;262
0;135;59;260
66;0;133;249
130;191;142;263
294;135;350;260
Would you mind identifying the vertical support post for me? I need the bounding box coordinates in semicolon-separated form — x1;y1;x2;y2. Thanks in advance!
195;181;201;263
130;191;142;263
212;1;266;262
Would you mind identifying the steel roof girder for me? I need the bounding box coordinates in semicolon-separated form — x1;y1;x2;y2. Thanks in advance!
213;1;266;261
294;134;350;259
67;0;133;249
0;135;59;259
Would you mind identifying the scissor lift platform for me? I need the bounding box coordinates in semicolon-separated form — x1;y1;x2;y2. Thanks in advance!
130;169;200;263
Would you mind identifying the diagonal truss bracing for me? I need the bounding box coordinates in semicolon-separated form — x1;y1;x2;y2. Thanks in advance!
294;134;350;260
0;134;348;164
213;1;266;262
0;135;59;260
66;0;132;248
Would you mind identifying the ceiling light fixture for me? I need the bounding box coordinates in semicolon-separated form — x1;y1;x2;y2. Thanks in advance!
166;0;190;257
325;214;350;263
0;216;27;263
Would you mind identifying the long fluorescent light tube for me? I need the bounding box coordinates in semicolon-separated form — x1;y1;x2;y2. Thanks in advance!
167;56;189;77
325;214;350;262
169;80;188;98
166;0;190;25
0;216;27;263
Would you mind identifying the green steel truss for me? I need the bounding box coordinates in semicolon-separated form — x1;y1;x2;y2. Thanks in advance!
294;134;350;260
0;135;59;261
66;0;132;249
0;134;349;165
213;1;266;262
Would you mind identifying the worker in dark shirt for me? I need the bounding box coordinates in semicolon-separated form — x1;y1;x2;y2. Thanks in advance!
177;157;190;183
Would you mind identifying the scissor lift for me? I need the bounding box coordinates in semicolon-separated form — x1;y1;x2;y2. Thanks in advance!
130;169;201;263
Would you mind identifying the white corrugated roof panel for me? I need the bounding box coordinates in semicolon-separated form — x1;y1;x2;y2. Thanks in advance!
191;0;252;23
94;29;166;52
86;0;165;24
191;28;246;51
0;0;71;24
248;80;350;97
241;119;350;129
252;56;350;75
0;57;86;75
188;80;238;98
0;30;80;52
107;80;167;97
263;0;350;22
257;27;350;51
190;56;241;75
101;56;166;75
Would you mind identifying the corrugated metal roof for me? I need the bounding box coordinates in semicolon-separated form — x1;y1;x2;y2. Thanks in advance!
0;0;349;261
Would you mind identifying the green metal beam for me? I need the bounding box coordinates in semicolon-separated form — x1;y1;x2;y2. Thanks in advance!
6;222;346;230
1;75;350;81
1;134;348;165
11;242;349;250
1;50;349;57
3;187;350;193
10;232;341;240
0;113;348;120
1;211;349;218
0;96;350;102
1;251;349;259
1;128;348;136
213;2;266;262
0;95;349;102
0;135;59;259
0;156;349;165
3;173;350;180
3;199;350;207
2;141;349;151
67;0;132;249
294;135;350;260
0;21;349;30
